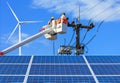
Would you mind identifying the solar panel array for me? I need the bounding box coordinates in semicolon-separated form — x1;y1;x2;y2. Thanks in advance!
0;55;120;83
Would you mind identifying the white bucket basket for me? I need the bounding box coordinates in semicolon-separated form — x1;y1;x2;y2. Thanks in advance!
56;23;67;34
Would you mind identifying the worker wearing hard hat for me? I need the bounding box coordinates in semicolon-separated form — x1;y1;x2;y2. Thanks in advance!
61;12;66;19
61;12;68;24
48;16;54;25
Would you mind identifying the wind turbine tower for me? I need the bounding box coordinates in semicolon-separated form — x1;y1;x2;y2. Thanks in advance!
7;2;41;56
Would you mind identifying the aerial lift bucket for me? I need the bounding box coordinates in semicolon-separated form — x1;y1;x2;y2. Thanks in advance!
55;18;68;34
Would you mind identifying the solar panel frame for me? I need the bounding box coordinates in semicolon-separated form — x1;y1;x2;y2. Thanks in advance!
0;55;120;82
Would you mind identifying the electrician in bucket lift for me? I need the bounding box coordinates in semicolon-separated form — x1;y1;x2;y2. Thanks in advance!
61;12;68;24
48;16;54;25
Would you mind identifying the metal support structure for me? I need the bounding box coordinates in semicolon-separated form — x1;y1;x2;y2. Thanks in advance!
75;25;80;50
75;25;82;55
23;56;34;83
0;28;52;55
68;22;94;55
18;25;22;56
64;5;95;55
76;5;81;51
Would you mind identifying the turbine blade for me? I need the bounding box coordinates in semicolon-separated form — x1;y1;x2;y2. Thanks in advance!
7;23;19;41
7;2;19;22
21;21;43;24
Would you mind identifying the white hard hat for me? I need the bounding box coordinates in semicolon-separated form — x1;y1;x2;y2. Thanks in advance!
51;17;54;19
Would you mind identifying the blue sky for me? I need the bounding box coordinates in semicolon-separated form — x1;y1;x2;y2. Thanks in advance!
0;0;120;56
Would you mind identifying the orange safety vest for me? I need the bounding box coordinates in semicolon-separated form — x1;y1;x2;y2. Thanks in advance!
55;19;61;24
55;18;68;25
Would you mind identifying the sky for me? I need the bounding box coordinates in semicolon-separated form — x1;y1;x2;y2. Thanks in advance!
0;0;120;56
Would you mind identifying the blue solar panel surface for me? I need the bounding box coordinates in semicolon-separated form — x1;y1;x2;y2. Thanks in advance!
0;76;24;83
30;65;91;75
0;65;28;74
91;65;120;75
0;56;30;63
33;56;85;63
27;76;96;83
0;55;120;83
97;76;120;83
86;56;120;63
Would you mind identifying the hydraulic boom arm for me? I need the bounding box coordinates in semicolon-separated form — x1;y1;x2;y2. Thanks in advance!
0;28;52;55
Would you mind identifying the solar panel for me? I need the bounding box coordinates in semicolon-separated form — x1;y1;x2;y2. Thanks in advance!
30;65;91;75
0;55;120;82
0;76;24;83
0;56;30;63
27;76;96;83
86;56;120;63
97;76;120;83
0;65;28;74
33;56;85;63
91;65;120;75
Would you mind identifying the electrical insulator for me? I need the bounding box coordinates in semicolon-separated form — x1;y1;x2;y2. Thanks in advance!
58;46;72;55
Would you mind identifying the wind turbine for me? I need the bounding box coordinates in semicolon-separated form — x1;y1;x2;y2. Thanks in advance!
7;2;42;56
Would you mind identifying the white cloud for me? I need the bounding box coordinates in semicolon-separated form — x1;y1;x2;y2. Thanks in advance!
1;33;30;45
21;33;29;40
32;0;120;22
37;39;51;46
9;33;29;44
0;33;52;48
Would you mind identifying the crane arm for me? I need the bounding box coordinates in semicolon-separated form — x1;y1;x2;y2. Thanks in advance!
0;28;52;55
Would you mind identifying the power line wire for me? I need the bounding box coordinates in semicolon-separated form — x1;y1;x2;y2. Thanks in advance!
81;1;103;16
68;30;75;46
82;2;119;45
99;8;120;22
91;1;117;20
85;6;120;46
81;30;89;43
85;5;120;45
85;21;104;46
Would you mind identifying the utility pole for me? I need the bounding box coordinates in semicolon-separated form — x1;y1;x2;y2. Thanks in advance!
75;4;81;53
67;5;95;55
68;21;95;55
75;24;80;55
58;5;95;55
